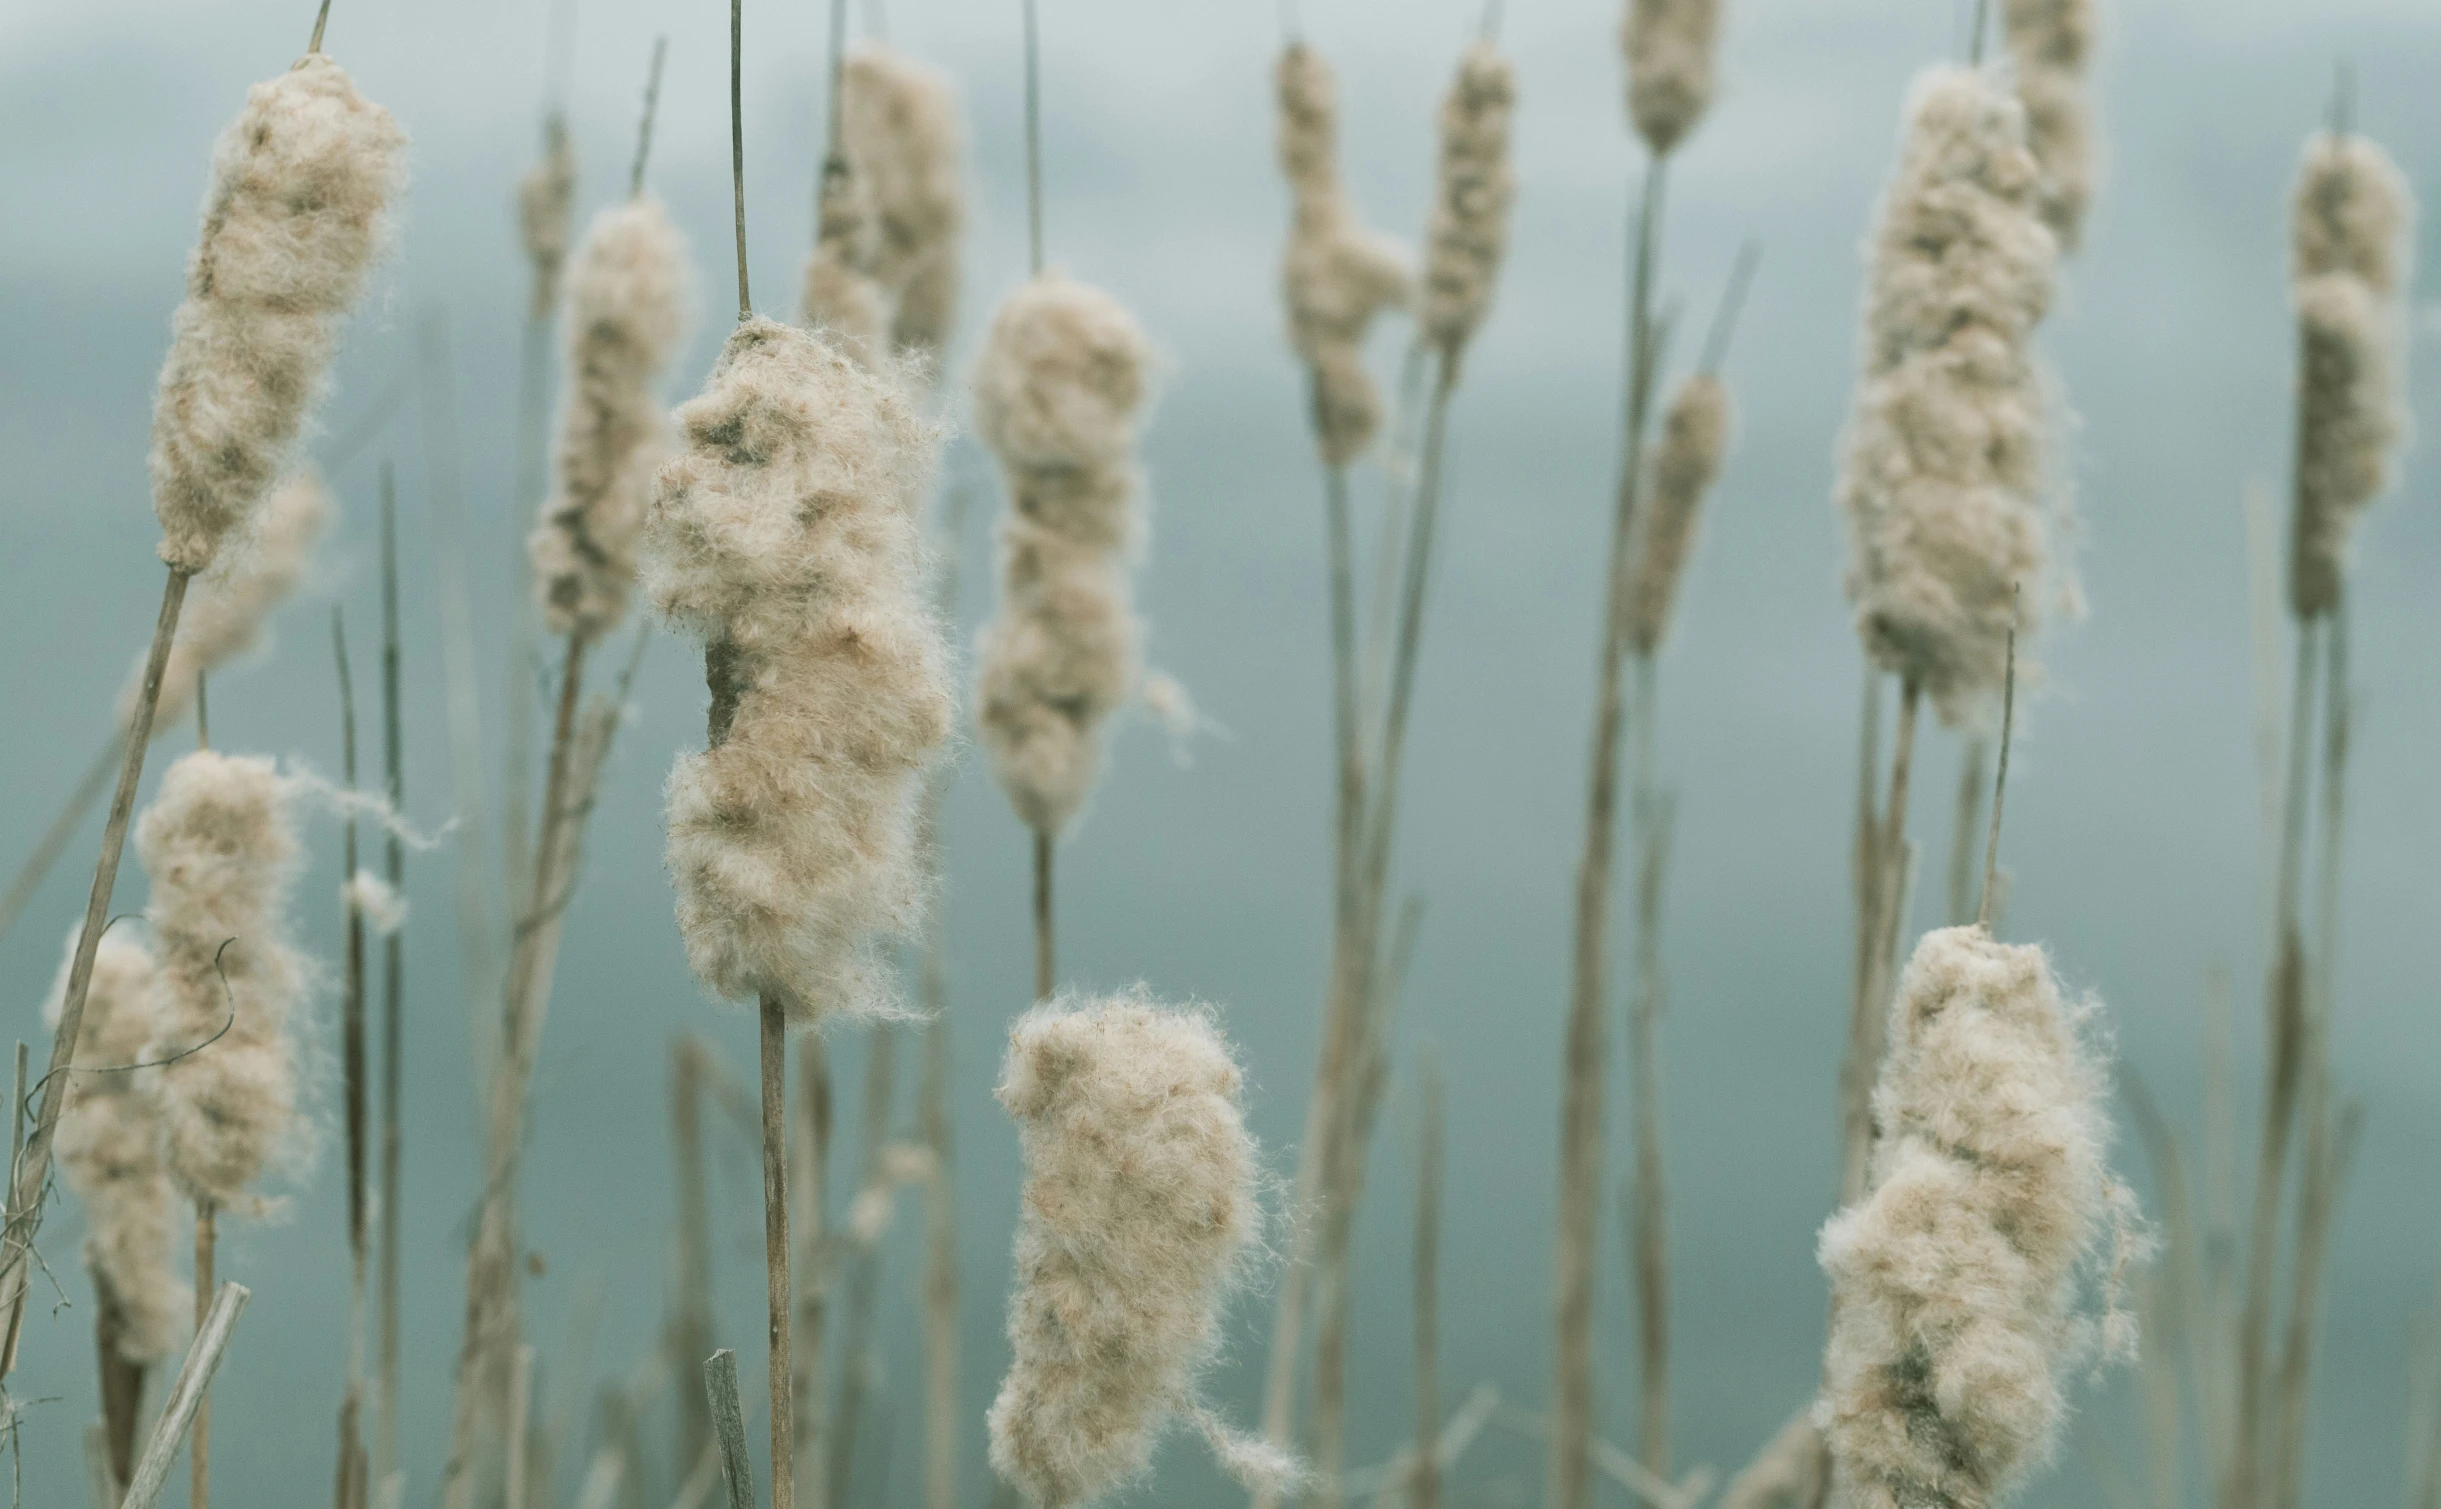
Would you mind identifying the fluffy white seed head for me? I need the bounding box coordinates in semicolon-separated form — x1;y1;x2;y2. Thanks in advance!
802;158;891;369
1277;43;1414;466
1621;0;1721;156
988;994;1264;1508
2289;272;2403;619
2002;0;2099;250
137;750;310;1211
1419;43;1519;366
1837;67;2056;728
842;45;968;361
519;115;580;318
342;869;409;935
45;930;183;1364
1819;926;2136;1509
530;197;697;640
1625;372;1731;657
128;469;331;735
644;317;953;1024
972;276;1155;837
149;54;406;575
2292;130;2414;297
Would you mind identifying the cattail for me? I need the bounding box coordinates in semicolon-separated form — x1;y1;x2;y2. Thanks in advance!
129;470;332;734
1276;43;1414;466
137;751;309;1211
1819;925;2137;1509
2001;0;2098;250
1621;0;1721;157
1624;373;1730;657
644;317;952;1022
841;45;968;361
149;53;406;575
1836;67;2056;727
46;930;183;1367
802;161;891;369
2286;131;2413;621
1418;43;1518;367
519;116;580;319
972;275;1155;839
528;197;697;641
987;993;1292;1507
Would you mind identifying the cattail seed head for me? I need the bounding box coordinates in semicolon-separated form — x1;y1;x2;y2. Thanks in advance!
2289;272;2403;619
1819;925;2136;1509
46;930;183;1364
1625;372;1730;657
138;750;310;1211
802;158;892;369
1277;43;1414;466
1837;67;2056;728
519;115;580;319
645;317;953;1024
1419;43;1518;367
1621;0;1721;157
2001;0;2098;250
149;54;405;575
131;468;331;735
530;197;697;640
988;993;1265;1508
842;45;968;362
972;275;1155;838
2292;130;2414;297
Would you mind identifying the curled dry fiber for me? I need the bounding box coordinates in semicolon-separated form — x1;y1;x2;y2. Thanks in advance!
1419;42;1518;365
1276;43;1413;466
1621;0;1720;157
843;45;968;360
1819;925;2135;1509
645;317;952;1024
519;117;579;317
1625;372;1731;657
2001;0;2098;250
2287;131;2413;620
129;469;331;732
988;995;1288;1507
150;53;405;575
972;275;1155;838
530;197;696;639
137;750;309;1211
46;931;183;1364
1837;66;2055;728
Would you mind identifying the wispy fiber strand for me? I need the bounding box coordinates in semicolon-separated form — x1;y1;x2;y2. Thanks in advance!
988;995;1294;1508
2000;0;2099;250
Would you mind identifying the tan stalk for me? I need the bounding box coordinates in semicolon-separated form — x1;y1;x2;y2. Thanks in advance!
1945;740;1987;925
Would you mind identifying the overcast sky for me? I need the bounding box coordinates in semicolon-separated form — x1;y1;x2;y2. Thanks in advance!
3;1;2439;1506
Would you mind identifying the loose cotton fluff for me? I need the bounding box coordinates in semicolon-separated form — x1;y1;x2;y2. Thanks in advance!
529;197;696;639
2001;0;2098;250
971;276;1155;838
1276;43;1413;466
1418;43;1518;366
1625;372;1731;657
1621;0;1721;157
643;317;952;1023
149;53;406;575
842;45;968;361
519;116;579;318
45;931;183;1365
988;995;1287;1507
137;750;310;1212
1836;67;2057;727
2287;131;2413;620
126;469;331;734
1818;926;2137;1509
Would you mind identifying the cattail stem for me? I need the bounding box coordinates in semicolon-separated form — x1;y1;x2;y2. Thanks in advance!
1021;0;1044;276
1946;740;1987;926
310;0;333;52
122;1283;251;1509
0;735;123;949
793;1035;835;1509
632;39;669;200
334;605;370;1508
505;1345;534;1509
731;0;751;320
759;997;796;1509
1839;677;1919;1201
1413;1051;1444;1509
376;464;405;1487
1694;241;1760;378
1837;666;1883;1205
1032;832;1055;1002
193;1202;217;1509
1626;650;1671;1477
1977;624;2017;931
830;1028;898;1509
706;1349;757;1509
0;566;191;1341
